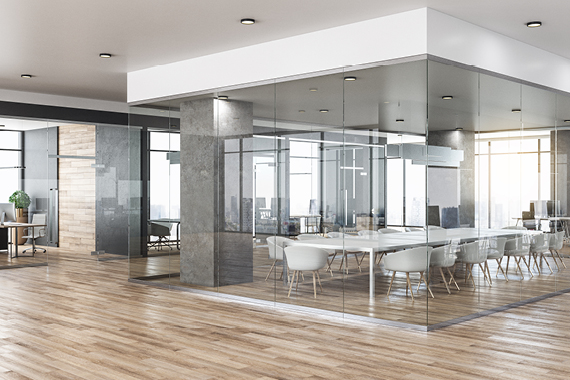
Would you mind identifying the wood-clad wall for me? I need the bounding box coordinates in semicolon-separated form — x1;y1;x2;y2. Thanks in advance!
58;125;96;253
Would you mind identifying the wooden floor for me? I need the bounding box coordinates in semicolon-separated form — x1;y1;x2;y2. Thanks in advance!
130;244;570;326
2;247;570;379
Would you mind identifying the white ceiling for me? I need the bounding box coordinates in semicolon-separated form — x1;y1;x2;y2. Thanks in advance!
1;0;570;103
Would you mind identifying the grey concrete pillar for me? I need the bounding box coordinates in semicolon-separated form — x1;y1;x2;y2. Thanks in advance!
180;98;253;287
428;130;475;227
552;130;569;215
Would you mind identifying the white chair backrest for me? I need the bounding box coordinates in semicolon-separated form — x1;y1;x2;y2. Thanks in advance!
504;237;529;255
284;246;329;271
378;228;400;234
550;231;564;250
266;236;289;260
297;234;325;240
358;230;380;237
502;226;527;230
429;245;456;268
405;227;423;232
485;237;507;259
427;225;444;230
383;246;433;272
530;233;549;251
326;232;346;238
458;241;486;264
31;214;46;225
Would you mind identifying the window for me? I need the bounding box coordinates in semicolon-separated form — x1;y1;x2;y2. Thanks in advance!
0;131;22;203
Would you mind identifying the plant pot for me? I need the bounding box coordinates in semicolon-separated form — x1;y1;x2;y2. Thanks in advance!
14;208;28;245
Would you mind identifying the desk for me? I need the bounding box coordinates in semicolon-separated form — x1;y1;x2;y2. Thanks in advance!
289;228;525;300
0;222;46;258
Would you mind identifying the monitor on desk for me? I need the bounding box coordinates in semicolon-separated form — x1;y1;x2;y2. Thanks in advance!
0;203;14;223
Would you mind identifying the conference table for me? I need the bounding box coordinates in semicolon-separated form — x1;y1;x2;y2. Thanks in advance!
0;222;47;258
287;228;527;300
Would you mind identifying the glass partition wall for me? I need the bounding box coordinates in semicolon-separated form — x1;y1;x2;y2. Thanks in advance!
129;58;570;329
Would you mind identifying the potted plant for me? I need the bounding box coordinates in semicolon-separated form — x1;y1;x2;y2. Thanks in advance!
8;190;31;244
9;190;31;217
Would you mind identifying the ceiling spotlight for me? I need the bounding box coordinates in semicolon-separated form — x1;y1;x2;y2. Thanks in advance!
526;21;542;28
217;95;229;100
298;110;305;113
319;109;329;113
99;53;112;58
564;120;570;123
396;119;404;123
0;125;4;128
344;76;357;81
21;74;32;79
512;108;522;113
309;88;318;92
456;127;463;131
442;95;453;100
384;101;390;104
241;18;255;25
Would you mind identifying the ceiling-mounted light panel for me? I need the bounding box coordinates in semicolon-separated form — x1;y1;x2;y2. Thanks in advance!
526;21;542;28
99;53;112;58
344;76;357;81
21;74;32;79
241;18;255;25
442;96;453;100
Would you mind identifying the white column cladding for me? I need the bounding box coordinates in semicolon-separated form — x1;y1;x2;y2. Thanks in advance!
180;98;253;287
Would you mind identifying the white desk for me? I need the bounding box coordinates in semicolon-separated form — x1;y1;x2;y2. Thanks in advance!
0;222;46;258
288;228;526;299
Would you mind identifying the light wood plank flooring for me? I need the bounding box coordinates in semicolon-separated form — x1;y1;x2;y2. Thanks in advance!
2;247;570;379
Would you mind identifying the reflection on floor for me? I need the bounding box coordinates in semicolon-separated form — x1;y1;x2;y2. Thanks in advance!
0;245;48;268
129;243;570;327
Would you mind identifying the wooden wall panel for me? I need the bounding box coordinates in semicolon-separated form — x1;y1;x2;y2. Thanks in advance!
58;125;96;253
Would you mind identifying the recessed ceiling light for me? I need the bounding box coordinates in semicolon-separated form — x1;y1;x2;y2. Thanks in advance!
384;101;390;104
456;127;463;131
0;125;4;128
442;95;453;100
241;18;255;25
99;53;112;58
526;21;542;28
512;108;522;113
344;76;357;81
564;120;570;123
319;109;329;113
298;110;305;113
309;88;318;92
218;95;229;100
396;119;404;123
21;74;32;79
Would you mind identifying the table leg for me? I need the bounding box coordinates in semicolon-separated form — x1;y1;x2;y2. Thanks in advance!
369;248;375;299
176;222;180;250
31;226;35;254
14;226;18;258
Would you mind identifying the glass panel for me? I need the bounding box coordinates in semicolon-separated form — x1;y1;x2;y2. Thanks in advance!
0;130;20;150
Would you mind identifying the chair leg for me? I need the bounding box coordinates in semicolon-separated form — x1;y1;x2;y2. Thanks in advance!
556;249;567;268
496;259;508;282
505;256;510;276
312;272;317;299
447;267;460;291
479;263;491;286
542;253;553;274
265;260;277;281
532;252;541;274
316;271;323;292
520;256;532;278
468;264;476;289
287;270;297;297
295;271;300;292
550;249;561;270
405;272;414;300
420;271;434;298
387;271;396;296
439;267;451;294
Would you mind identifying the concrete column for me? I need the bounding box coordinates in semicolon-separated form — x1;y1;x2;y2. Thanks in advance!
552;130;569;215
180;98;253;287
428;130;475;227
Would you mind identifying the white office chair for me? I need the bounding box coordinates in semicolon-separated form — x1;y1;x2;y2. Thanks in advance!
284;246;329;298
22;214;47;255
503;237;532;279
265;236;291;281
148;221;172;250
549;231;566;269
358;230;380;237
429;244;459;294
405;227;423;232
530;233;553;274
297;234;336;276
383;246;433;300
456;241;491;289
378;228;401;234
326;232;364;274
483;237;507;283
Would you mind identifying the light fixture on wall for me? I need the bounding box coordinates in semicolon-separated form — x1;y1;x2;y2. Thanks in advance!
456;127;463;131
396;119;404;123
526;21;542;28
241;18;255;25
99;53;112;58
319;109;329;113
344;76;357;81
298;110;305;113
442;95;453;100
309;88;318;92
564;119;570;123
217;95;229;100
512;108;522;113
21;74;32;79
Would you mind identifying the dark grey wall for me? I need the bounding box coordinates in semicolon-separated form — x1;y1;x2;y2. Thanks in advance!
23;127;58;245
95;125;130;255
428;130;475;227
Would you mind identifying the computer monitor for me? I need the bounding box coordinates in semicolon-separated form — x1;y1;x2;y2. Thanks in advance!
0;203;14;222
531;200;548;219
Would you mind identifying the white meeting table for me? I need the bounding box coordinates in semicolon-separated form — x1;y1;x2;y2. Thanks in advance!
288;228;527;300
